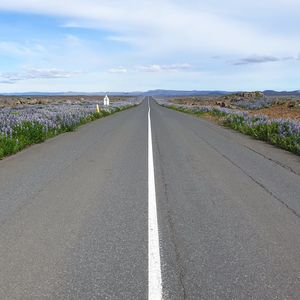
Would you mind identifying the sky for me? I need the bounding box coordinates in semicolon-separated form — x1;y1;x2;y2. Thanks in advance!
0;0;299;92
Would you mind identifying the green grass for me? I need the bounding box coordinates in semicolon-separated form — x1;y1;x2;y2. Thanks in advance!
162;104;300;156
0;105;136;160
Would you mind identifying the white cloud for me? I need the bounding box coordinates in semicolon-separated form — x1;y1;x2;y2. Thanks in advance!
0;1;299;91
0;0;299;56
0;41;45;56
138;64;192;72
24;67;80;79
234;56;279;65
231;55;294;65
65;34;82;46
108;66;127;73
0;68;80;84
138;65;162;73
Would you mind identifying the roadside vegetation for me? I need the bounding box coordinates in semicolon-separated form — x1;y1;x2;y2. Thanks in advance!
0;102;136;159
161;103;300;156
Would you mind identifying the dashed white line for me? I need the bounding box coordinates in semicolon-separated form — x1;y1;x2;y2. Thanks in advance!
148;97;163;300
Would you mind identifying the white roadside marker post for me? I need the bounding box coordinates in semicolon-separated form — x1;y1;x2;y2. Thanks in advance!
104;94;110;106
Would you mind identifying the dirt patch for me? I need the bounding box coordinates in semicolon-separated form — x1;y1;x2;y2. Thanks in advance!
171;96;219;106
169;95;300;122
250;106;300;121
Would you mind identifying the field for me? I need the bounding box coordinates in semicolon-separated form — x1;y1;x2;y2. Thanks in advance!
249;105;300;121
167;93;300;120
0;95;137;107
158;92;300;155
0;96;141;159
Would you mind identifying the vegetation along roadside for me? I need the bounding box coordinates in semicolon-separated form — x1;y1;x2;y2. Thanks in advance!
161;103;300;156
0;103;137;159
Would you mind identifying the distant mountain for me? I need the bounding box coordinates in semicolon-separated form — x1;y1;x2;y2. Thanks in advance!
144;90;231;96
263;90;300;96
146;89;300;97
0;91;143;97
0;90;229;97
1;89;299;97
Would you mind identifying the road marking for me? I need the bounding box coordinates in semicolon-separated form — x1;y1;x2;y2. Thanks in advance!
148;98;163;299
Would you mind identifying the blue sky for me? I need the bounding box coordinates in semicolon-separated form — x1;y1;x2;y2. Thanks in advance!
0;0;299;92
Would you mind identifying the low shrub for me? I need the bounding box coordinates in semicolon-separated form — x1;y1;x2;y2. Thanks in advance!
0;104;136;159
162;103;300;156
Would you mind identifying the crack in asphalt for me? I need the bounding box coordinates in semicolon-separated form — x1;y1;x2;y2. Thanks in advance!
243;144;300;176
163;105;300;177
190;127;300;221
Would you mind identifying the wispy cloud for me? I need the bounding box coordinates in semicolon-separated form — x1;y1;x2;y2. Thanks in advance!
0;68;80;84
24;67;80;79
0;41;45;56
0;80;15;84
231;55;293;65
1;0;300;55
65;34;82;46
108;66;127;73
0;1;300;91
138;64;192;72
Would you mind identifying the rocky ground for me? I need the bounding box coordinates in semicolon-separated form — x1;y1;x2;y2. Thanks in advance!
169;92;300;121
249;105;300;121
0;95;135;108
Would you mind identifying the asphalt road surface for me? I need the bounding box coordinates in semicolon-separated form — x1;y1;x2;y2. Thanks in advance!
0;97;300;299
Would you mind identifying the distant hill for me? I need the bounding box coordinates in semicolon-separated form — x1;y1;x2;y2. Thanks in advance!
0;90;232;97
263;90;300;96
144;90;232;96
1;89;299;97
0;91;143;97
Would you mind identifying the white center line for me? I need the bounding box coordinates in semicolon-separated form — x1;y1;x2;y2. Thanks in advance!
148;97;163;300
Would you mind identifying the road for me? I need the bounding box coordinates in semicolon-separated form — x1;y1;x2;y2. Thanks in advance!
0;97;300;299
